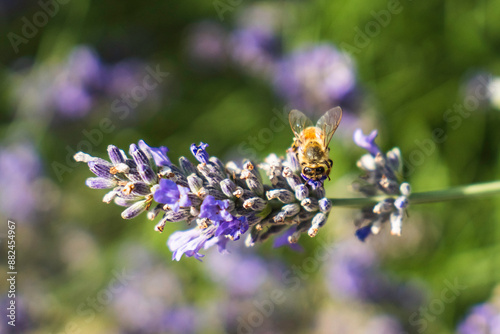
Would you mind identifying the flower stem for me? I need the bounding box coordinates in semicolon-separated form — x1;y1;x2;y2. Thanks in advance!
329;180;500;208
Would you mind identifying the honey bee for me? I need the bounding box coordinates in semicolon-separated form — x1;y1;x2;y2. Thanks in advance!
288;107;342;184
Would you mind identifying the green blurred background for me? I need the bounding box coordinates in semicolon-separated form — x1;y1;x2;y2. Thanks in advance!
2;0;500;333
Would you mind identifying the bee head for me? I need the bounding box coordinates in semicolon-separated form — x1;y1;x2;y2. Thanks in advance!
302;164;328;180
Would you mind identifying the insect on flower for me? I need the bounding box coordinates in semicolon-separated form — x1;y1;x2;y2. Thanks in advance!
288;107;342;186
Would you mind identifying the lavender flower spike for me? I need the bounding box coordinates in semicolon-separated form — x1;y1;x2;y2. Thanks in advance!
75;137;339;261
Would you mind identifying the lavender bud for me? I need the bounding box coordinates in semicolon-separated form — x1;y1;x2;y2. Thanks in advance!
318;198;332;213
198;163;223;185
179;156;198;176
313;186;325;199
286;150;301;173
386;147;402;174
301;198;319;212
379;175;399;194
165;210;191;222
220;179;237;198
203;186;227;201
74;151;95;163
121;200;148;219
129;144;150;167
131;182;151;196
137;164;158;185
245;231;259;247
266;189;295;203
274;203;300;223
225;161;242;175
233;187;254;200
124;158;137;169
371;220;382;235
85;177;117;189
190;206;200;217
88;160;114;179
374;152;386;167
243;197;267;211
288;230;302;244
187;193;202;207
390;210;403;236
283;167;302;189
308;213;327;237
246;212;263;226
114;197;135;207
110;163;130;174
209;157;226;176
147;204;163;220
400;182;411;196
154;216;168;232
187;174;204;193
294;184;309;201
373;198;394;214
137;140;154;160
357;154;376;171
107;145;125;165
244;174;264;196
394;196;409;210
102;190;117;203
126;169;144;183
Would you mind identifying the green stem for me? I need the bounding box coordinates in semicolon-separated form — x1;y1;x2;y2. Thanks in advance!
329;180;500;208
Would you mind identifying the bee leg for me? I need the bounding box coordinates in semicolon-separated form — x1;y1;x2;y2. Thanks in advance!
328;159;333;167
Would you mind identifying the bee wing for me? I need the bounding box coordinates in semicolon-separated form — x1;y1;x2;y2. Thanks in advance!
316;107;342;147
289;109;313;138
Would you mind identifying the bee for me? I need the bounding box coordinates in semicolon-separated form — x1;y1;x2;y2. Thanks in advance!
288;107;342;184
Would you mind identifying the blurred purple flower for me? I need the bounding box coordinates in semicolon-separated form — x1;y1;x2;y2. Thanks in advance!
185;21;228;68
105;59;148;96
159;307;198;334
273;44;356;113
0;142;42;221
326;240;424;309
457;303;500;334
206;248;269;296
229;27;281;77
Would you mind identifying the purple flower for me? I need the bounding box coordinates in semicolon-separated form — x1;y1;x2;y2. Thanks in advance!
154;179;191;212
190;142;209;164
457;303;500;334
353;129;380;156
139;140;171;167
0;142;42;221
229;27;281;76
185;21;228;68
273;44;356;113
167;226;219;261
206;248;269;295
301;173;327;189
200;195;248;240
216;216;249;241
199;195;232;222
159;307;198;334
355;224;373;242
